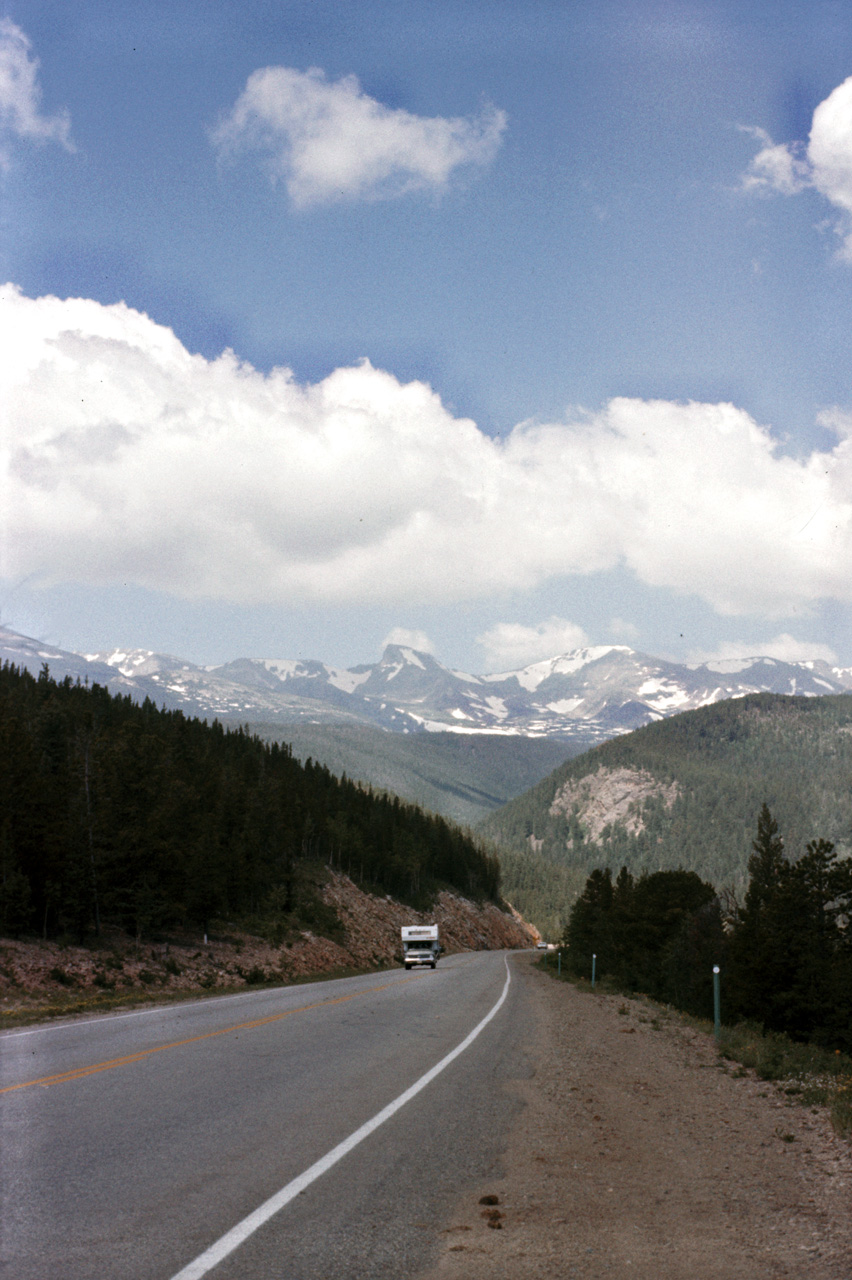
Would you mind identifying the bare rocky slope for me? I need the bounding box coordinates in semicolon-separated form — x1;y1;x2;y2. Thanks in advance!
0;872;537;1019
548;764;679;841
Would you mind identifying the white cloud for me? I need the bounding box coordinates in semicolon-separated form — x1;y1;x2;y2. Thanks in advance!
808;77;852;255
4;285;852;620
0;20;73;161
687;635;838;666
742;77;852;256
212;65;506;207
477;618;590;670
740;126;809;195
609;617;640;642
380;627;435;654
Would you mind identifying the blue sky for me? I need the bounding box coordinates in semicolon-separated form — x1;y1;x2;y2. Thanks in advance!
3;1;852;672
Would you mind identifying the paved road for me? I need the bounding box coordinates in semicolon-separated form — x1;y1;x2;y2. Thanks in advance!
0;951;535;1279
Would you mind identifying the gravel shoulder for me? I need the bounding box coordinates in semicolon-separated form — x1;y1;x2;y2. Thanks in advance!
420;954;852;1280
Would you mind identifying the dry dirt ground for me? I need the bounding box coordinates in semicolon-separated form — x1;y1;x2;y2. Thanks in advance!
420;955;852;1280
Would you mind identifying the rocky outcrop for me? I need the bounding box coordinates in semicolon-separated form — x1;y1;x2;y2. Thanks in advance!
549;765;678;841
322;872;538;962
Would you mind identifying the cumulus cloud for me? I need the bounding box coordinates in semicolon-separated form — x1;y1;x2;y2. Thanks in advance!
211;65;506;207
0;20;73;161
742;77;852;256
4;285;852;618
687;635;839;666
381;627;435;654
477;618;590;670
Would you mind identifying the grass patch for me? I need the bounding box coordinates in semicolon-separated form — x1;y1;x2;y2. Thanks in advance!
717;1021;852;1136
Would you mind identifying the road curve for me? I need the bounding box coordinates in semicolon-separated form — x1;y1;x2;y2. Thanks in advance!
0;951;535;1279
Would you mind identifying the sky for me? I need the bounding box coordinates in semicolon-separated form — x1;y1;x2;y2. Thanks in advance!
3;0;852;673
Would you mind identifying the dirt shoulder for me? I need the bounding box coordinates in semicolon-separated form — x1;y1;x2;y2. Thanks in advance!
421;955;852;1280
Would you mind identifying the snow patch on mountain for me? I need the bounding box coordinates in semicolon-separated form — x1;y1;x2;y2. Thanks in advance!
86;648;194;678
545;698;585;715
261;659;304;678
638;679;692;711
325;667;372;694
493;646;631;692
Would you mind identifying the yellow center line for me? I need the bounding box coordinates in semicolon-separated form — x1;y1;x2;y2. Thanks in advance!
1;974;424;1095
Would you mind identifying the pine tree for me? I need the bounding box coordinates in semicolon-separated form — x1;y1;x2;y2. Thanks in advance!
565;868;614;977
771;838;852;1047
726;804;789;1022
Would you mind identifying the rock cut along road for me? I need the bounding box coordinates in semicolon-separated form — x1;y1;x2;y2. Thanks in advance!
0;950;533;1280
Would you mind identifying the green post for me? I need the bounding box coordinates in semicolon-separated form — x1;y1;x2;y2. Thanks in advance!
591;952;596;989
713;965;721;1041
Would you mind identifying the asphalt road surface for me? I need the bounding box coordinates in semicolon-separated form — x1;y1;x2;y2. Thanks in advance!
0;951;534;1279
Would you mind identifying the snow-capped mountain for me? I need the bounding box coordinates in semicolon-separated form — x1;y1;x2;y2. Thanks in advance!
2;626;851;742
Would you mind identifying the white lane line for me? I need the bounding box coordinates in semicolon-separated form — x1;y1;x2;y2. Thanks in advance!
169;955;512;1280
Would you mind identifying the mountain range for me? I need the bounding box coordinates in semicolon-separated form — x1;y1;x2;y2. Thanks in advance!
3;625;851;742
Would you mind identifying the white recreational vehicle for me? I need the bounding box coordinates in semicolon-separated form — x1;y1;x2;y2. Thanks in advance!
401;924;440;970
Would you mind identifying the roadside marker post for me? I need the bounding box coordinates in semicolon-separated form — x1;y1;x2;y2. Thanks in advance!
713;965;721;1041
558;952;561;977
591;953;596;989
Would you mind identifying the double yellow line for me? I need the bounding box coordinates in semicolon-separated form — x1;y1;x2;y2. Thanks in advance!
1;974;421;1095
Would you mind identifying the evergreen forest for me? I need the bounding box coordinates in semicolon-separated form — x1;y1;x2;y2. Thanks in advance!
562;805;852;1054
0;663;501;944
481;693;852;937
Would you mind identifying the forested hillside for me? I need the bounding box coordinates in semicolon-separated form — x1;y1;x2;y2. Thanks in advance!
482;693;852;937
0;664;501;944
